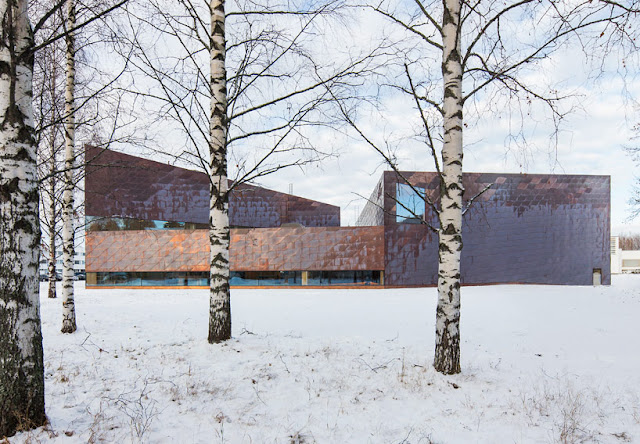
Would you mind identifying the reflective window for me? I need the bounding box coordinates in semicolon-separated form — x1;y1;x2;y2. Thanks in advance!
87;270;382;286
86;216;207;232
92;271;209;286
230;271;302;286
396;183;426;223
307;270;381;285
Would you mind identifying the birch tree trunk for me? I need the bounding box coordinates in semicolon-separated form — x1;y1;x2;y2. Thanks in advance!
47;152;56;298
61;0;76;334
434;0;463;375
0;0;47;436
208;0;231;343
47;58;57;299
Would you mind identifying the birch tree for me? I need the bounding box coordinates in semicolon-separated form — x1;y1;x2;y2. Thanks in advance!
60;0;76;333
32;0;66;299
425;0;463;374
0;0;129;434
45;138;59;298
208;0;230;342
41;57;63;299
116;0;382;343
31;0;135;330
342;0;639;374
0;0;47;436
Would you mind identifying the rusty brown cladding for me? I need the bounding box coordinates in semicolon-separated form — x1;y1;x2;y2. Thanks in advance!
83;147;611;287
381;171;610;286
85;226;384;273
84;146;340;227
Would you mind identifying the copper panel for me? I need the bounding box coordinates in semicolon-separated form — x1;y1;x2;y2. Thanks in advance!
230;183;340;227
382;171;610;223
86;226;384;272
86;230;210;272
85;146;340;227
231;226;384;271
380;171;611;286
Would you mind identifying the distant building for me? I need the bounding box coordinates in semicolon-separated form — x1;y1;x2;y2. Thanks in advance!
84;147;610;288
39;250;86;278
610;236;640;274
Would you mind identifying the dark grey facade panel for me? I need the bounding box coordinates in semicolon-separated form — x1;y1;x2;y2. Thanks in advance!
382;172;611;286
356;174;385;226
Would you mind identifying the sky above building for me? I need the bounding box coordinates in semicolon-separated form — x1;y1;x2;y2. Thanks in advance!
252;77;639;232
105;2;640;233
245;35;640;232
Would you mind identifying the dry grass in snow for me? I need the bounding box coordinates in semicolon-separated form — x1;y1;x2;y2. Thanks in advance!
8;275;640;443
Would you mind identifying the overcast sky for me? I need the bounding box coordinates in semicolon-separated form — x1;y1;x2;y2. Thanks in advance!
251;66;640;233
238;6;640;234
108;1;640;234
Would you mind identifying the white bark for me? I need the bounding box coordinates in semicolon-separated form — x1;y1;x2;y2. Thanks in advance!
47;59;57;299
434;0;463;375
208;0;231;343
364;0;638;376
61;0;77;334
47;153;56;298
0;0;46;436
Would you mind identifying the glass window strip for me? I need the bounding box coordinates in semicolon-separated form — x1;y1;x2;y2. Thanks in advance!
88;270;383;287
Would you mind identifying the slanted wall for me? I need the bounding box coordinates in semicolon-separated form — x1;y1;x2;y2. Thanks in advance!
85;146;340;227
356;174;385;226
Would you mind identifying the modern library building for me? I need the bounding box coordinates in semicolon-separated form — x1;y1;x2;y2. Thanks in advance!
85;147;611;288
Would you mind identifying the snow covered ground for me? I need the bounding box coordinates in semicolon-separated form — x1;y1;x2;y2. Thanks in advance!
10;275;640;443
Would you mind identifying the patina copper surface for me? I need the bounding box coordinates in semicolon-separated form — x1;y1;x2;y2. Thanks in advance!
85;146;340;227
86;230;210;272
379;171;611;286
230;226;384;271
86;226;384;273
83;145;610;287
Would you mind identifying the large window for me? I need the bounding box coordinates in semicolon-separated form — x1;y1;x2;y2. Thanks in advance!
90;271;303;286
86;216;207;232
230;271;302;286
307;270;381;285
91;271;209;286
396;183;426;223
87;270;382;287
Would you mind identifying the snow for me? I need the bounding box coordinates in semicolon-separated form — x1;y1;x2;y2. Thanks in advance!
10;275;640;443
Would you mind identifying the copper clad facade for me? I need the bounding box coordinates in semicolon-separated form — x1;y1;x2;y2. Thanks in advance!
86;230;210;273
229;185;340;228
85;147;209;225
85;147;340;227
86;227;384;273
85;148;611;287
231;227;384;271
380;171;611;286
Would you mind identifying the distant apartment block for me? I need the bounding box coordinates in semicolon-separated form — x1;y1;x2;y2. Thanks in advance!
39;251;86;278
